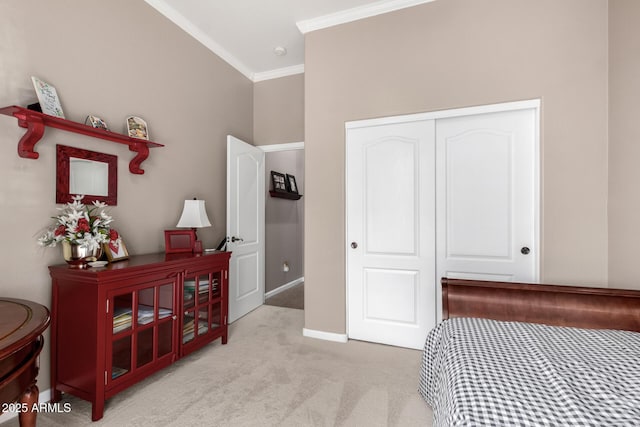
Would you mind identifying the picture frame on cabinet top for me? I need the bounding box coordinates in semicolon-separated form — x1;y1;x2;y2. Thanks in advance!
104;237;129;262
164;229;195;253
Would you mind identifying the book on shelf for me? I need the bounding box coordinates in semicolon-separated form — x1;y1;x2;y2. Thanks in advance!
184;279;218;293
137;305;154;325
137;304;173;325
182;318;195;343
182;318;208;343
112;305;173;332
113;307;132;333
111;366;128;380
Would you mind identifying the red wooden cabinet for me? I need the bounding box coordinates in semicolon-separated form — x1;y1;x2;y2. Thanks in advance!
48;251;230;421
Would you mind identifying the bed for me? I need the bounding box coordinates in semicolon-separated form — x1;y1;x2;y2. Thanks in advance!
419;278;640;426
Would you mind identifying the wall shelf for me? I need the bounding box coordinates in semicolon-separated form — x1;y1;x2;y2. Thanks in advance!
0;105;164;174
269;190;303;200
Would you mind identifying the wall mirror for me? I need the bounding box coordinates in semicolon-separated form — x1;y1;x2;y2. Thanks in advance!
56;145;117;205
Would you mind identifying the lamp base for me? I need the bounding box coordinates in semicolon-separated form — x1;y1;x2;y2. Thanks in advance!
193;240;203;253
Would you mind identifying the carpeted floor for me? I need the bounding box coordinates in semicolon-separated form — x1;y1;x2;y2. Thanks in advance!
0;305;432;427
264;282;304;310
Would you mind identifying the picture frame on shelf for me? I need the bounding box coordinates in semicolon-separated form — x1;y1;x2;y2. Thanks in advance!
270;171;287;193
31;76;65;118
126;115;149;140
103;237;129;262
164;229;195;254
286;174;298;194
85;115;109;131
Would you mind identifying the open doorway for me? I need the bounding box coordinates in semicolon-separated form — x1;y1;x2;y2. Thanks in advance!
261;143;304;310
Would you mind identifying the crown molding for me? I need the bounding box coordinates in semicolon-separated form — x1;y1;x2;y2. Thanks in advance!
147;0;436;81
253;64;305;82
146;0;304;82
144;0;254;81
296;0;437;34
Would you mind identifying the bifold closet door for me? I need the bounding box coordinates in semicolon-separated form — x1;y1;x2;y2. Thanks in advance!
346;120;437;350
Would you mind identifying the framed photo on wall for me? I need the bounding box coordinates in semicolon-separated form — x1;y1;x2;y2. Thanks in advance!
164;229;195;253
270;171;287;193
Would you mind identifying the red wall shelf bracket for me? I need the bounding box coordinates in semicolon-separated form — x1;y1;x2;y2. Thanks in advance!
129;141;150;175
16;111;45;159
0;105;164;174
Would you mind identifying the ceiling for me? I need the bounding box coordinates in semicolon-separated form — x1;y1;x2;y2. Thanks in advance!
144;0;434;82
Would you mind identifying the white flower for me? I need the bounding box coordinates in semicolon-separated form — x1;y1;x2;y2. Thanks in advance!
38;195;120;250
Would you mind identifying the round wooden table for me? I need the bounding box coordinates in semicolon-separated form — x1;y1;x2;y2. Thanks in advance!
0;298;50;427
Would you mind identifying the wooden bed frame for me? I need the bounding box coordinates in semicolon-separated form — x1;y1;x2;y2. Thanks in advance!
442;278;640;332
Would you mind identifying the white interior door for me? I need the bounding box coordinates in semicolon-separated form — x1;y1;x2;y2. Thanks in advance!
435;108;538;299
346;120;437;350
227;135;265;323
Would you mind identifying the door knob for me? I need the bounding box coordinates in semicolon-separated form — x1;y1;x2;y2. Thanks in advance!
521;246;530;255
231;236;244;243
351;242;358;249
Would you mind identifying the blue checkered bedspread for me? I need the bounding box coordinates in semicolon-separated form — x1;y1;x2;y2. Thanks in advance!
419;317;640;426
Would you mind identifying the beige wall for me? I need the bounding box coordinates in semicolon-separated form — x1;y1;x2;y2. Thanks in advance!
0;0;252;392
304;0;609;334
254;74;305;145
608;0;640;288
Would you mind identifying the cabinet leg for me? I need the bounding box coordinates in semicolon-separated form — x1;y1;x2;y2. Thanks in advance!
18;384;38;427
91;400;105;421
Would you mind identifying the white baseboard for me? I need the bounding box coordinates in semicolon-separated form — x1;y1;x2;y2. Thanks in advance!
302;328;348;343
40;388;52;403
264;277;304;299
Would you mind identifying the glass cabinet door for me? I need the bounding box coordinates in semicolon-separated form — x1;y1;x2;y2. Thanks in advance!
182;271;222;345
111;294;133;380
109;280;176;384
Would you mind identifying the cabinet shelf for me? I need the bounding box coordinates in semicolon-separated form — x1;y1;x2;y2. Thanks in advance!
269;190;303;200
0;105;164;175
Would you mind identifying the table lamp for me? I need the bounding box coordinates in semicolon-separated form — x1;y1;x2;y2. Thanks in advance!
176;198;212;253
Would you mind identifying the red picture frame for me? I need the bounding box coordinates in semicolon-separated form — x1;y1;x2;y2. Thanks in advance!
164;229;195;253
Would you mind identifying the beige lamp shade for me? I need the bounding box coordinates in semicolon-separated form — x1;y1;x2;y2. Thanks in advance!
176;199;212;228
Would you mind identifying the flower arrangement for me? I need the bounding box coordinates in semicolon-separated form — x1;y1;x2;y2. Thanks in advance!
38;195;120;252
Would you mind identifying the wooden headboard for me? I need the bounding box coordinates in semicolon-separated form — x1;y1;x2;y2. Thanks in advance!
442;278;640;332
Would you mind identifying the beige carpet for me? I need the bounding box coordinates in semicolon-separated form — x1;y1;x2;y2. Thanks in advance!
1;305;432;427
264;283;304;310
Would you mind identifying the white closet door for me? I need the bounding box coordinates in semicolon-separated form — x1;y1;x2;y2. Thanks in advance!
346;120;436;350
346;101;539;349
435;108;538;294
